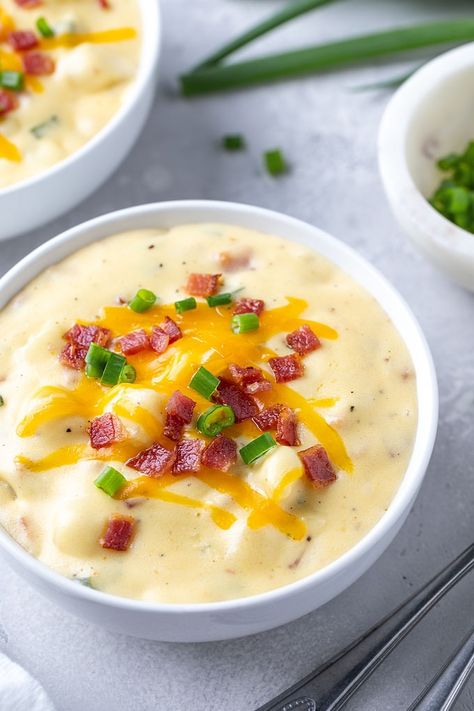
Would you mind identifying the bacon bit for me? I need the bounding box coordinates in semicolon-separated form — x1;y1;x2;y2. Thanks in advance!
100;515;134;551
97;0;111;8
186;273;221;297
59;343;86;370
252;404;284;431
8;30;38;51
166;390;195;424
252;403;299;445
65;324;111;348
120;329;149;355
173;438;205;474
163;390;196;441
233;298;265;317
126;442;175;478
276;407;300;447
159;316;182;344
23;51;55;75
88;413;124;450
245;380;272;395
163;414;183;441
0;90;18;116
59;324;111;370
201;435;237;471
149;327;169;354
286;325;321;356
228;363;271;395
299;445;336;488
218;248;252;272
214;377;259;422
269;354;304;383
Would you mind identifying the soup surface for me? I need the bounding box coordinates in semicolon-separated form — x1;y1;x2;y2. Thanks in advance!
0;224;418;603
0;0;140;187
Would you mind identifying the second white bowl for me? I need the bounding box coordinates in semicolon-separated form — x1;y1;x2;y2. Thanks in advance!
0;0;160;241
378;43;474;291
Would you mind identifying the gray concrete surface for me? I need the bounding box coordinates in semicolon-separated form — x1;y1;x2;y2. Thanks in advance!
0;1;473;709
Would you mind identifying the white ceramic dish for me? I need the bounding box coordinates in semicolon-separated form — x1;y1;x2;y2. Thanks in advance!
0;200;438;642
0;0;160;242
378;43;474;292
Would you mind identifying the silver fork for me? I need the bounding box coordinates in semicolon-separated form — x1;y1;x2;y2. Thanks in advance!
256;543;474;711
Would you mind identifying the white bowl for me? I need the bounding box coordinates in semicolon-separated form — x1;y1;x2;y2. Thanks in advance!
378;43;474;292
0;200;438;642
0;0;160;241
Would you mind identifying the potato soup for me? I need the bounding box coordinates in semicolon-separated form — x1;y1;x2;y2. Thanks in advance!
0;0;140;187
0;224;418;603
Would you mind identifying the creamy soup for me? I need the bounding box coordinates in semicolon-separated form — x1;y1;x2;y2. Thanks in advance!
0;0;140;187
0;225;417;603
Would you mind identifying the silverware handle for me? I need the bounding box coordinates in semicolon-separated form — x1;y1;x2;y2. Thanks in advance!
257;543;474;711
408;627;474;711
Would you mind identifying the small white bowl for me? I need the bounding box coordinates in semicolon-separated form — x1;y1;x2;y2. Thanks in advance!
378;43;474;292
0;0;160;241
0;200;438;642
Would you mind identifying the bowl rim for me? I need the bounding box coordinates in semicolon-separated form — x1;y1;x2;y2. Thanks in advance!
378;41;474;258
0;199;439;615
0;0;160;198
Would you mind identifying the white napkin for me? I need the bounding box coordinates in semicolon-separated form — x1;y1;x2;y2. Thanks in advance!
0;653;55;711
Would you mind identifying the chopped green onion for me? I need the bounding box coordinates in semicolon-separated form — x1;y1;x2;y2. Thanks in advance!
0;71;23;91
264;149;287;176
181;19;474;96
437;153;461;171
231;312;260;334
222;134;245;151
430;140;474;233
0;395;4;407
175;296;197;314
207;292;233;307
85;343;111;379
240;433;277;465
120;364;136;384
36;16;55;38
197;405;235;437
447;187;470;213
189;366;219;399
76;576;94;588
129;288;156;313
94;466;126;496
101;353;126;386
30;115;59;140
463;141;474;166
85;344;135;385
